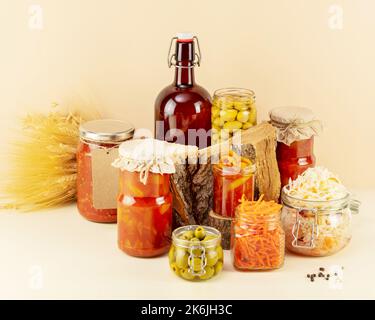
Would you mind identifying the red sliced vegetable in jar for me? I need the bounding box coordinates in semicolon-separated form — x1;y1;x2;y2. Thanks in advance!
113;138;198;258
77;119;134;223
269;106;322;188
213;151;255;218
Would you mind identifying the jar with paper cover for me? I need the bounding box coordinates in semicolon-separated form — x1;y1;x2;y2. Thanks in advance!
113;139;197;257
77;119;134;223
269;107;322;187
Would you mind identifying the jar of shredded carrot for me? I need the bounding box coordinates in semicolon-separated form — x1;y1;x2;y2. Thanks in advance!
231;196;285;271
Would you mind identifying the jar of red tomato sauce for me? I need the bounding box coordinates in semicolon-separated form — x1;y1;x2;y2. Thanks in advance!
269;107;322;188
77;119;134;223
213;151;256;218
113;139;193;257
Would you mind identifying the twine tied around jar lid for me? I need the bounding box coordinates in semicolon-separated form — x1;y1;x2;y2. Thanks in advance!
112;138;198;184
269;106;322;146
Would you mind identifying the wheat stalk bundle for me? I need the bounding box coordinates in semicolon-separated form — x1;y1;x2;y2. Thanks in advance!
1;108;97;211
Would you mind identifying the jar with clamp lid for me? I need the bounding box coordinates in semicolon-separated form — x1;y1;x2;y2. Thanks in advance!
169;225;223;281
281;188;360;257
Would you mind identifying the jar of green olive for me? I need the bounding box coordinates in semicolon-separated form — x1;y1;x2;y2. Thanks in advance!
211;88;257;145
169;225;223;281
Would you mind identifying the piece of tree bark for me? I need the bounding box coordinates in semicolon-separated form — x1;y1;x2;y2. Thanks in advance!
207;211;232;250
171;122;281;227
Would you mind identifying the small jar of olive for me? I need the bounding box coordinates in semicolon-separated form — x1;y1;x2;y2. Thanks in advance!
169;225;223;281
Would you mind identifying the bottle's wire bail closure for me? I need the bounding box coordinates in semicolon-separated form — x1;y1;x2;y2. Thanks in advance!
167;36;202;68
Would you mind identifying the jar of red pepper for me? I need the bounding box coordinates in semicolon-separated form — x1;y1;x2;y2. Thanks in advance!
77;119;134;223
269;107;322;187
112;138;197;257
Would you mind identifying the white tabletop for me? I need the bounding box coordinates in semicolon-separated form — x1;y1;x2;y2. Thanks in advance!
1;189;374;300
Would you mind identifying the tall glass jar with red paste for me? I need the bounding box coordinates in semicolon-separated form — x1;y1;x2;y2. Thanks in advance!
77;119;134;223
269;107;322;187
155;33;212;149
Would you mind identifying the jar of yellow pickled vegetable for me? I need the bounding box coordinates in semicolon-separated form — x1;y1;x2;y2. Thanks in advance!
169;225;223;281
211;88;257;144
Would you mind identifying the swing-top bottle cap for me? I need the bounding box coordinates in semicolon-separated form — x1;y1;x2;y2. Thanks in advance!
176;32;194;42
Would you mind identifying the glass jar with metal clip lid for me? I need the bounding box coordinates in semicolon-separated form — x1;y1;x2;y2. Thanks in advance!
169;225;223;281
281;188;360;257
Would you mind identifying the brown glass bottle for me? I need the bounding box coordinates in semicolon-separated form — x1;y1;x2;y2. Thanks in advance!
155;34;212;148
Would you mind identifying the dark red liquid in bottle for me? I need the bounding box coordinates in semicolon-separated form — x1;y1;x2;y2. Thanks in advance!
155;37;212;148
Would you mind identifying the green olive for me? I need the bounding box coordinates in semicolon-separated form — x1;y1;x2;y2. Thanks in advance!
194;227;206;240
212;107;220;119
206;250;219;267
191;248;203;256
233;101;250;111
242;122;253;130
199;266;215;280
190;237;201;243
214;261;223;274
237;110;250;123
212;124;221;131
219;109;237;122
168;246;175;264
170;262;180;276
202;234;216;242
175;249;188;269
248;107;257;124
180;268;195;280
213;117;225;128
220;100;234;110
182;230;194;241
216;246;224;260
223;121;243;131
191;257;203;272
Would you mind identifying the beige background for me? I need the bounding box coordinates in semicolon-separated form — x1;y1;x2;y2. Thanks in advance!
0;0;374;188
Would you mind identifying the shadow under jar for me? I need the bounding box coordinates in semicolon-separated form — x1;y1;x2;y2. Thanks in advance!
77;119;134;223
281;189;360;257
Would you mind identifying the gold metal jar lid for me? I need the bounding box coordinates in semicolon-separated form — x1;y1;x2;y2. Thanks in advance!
79;119;134;143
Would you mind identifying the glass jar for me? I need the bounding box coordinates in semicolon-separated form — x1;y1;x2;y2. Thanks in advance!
117;170;172;257
213;153;255;218
113;138;187;258
231;199;284;270
211;88;257;145
281;189;360;257
276;138;315;187
270;107;321;188
77;119;134;223
169;225;223;281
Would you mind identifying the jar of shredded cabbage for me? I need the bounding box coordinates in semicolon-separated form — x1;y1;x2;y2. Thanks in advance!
281;167;360;257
